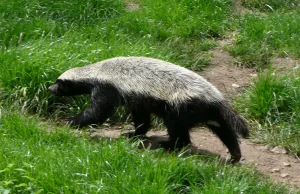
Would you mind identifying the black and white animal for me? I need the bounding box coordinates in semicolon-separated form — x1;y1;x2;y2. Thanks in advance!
48;56;249;163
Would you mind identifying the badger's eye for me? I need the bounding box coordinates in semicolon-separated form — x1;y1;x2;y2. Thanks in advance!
55;80;65;91
58;82;63;89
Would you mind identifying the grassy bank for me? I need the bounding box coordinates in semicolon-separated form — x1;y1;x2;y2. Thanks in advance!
0;0;231;116
235;70;300;154
0;113;291;193
229;9;300;67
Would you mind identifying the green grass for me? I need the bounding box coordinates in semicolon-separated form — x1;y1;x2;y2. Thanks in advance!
1;0;300;191
0;0;232;116
235;70;300;154
0;113;293;193
119;0;232;39
242;0;300;11
229;6;300;67
0;0;125;48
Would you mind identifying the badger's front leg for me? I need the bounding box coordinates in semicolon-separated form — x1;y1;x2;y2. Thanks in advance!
68;86;119;128
67;107;101;128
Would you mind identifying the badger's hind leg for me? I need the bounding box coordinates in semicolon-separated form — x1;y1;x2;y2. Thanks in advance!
207;121;241;163
68;86;119;128
161;114;192;150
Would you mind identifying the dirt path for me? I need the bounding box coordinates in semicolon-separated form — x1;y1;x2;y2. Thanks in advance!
190;130;300;187
200;46;257;97
199;44;300;187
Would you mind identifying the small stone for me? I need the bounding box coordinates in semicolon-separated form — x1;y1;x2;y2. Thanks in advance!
123;124;135;131
232;83;240;88
283;162;291;167
250;73;258;77
280;173;289;178
271;168;280;173
270;146;287;154
293;65;299;70
258;145;270;151
293;178;300;183
90;134;98;139
87;128;97;133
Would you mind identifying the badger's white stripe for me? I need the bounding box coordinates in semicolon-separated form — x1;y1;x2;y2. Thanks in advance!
59;57;224;105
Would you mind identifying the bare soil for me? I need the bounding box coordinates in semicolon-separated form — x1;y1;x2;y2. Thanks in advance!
200;49;257;97
198;47;300;188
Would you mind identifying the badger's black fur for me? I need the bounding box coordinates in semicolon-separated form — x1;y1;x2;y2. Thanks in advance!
49;57;249;163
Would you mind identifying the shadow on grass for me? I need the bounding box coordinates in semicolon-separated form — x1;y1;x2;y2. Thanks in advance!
89;130;232;165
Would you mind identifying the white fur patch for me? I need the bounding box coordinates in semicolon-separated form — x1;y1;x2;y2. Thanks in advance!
58;57;224;106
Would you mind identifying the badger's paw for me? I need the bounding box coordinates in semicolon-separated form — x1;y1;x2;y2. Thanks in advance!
66;116;82;127
230;150;242;164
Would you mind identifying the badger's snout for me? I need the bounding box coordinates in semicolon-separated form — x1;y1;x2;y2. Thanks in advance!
48;84;59;95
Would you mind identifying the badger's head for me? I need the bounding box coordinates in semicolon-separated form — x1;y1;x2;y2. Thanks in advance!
48;79;93;96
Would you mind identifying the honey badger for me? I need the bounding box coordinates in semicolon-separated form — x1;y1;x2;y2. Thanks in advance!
49;56;249;163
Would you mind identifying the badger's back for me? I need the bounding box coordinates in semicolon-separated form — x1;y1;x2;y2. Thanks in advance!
59;57;224;104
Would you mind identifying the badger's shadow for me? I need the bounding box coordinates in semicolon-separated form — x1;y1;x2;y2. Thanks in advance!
89;130;232;164
112;131;231;164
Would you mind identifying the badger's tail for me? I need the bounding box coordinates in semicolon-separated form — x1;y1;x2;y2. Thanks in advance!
217;101;249;138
